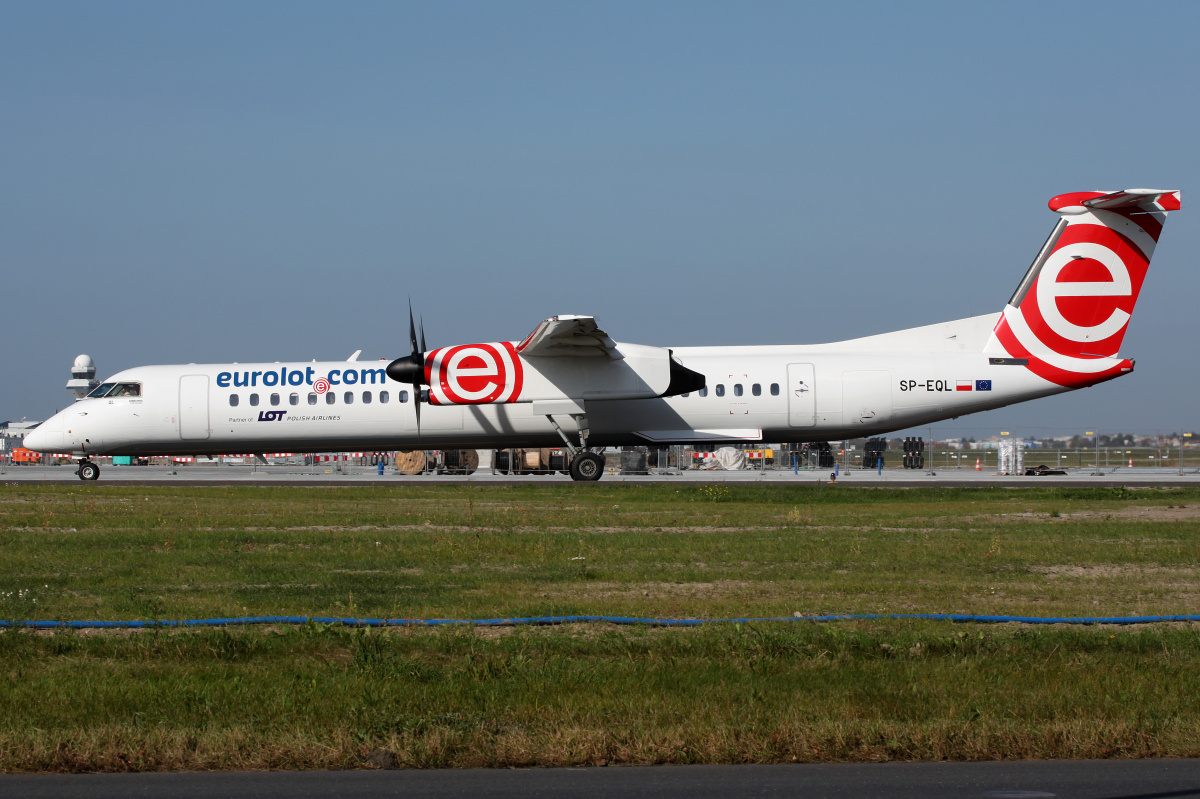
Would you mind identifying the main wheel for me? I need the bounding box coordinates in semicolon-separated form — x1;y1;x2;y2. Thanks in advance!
569;451;605;482
78;461;100;481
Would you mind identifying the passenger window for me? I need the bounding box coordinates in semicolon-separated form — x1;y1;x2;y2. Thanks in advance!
715;384;725;397
308;393;317;405
249;393;260;407
344;391;354;404
289;393;299;406
698;387;708;397
681;393;690;398
270;393;280;406
770;383;780;396
380;391;390;404
326;392;335;405
733;384;743;397
362;391;372;404
399;390;409;403
229;394;239;407
752;384;761;396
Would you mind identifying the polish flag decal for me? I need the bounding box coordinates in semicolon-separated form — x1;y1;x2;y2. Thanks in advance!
956;380;973;391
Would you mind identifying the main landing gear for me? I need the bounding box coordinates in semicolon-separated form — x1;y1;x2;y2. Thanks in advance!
568;451;605;481
545;411;605;482
76;459;100;481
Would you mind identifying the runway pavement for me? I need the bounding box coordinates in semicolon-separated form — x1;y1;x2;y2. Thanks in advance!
3;760;1200;798
4;463;1200;487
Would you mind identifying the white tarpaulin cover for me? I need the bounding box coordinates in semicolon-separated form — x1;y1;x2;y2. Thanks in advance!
998;440;1026;475
700;446;748;470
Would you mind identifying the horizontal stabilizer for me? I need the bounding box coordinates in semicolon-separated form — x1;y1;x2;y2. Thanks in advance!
1049;189;1181;215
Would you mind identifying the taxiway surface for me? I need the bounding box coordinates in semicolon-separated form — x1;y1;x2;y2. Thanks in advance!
4;463;1199;487
3;760;1200;798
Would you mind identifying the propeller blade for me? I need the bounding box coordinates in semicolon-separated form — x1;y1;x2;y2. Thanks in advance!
387;299;429;386
419;316;427;354
408;301;419;357
414;389;421;437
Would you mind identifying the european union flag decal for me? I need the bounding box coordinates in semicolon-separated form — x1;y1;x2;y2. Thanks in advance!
976;380;992;391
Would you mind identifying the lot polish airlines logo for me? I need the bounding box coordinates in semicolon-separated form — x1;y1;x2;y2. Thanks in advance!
258;410;287;421
995;198;1162;387
425;342;524;405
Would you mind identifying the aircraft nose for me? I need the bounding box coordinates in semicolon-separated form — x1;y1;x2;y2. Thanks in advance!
22;426;47;452
22;410;65;453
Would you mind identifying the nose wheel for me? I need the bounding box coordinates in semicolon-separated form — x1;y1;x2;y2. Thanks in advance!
77;460;100;481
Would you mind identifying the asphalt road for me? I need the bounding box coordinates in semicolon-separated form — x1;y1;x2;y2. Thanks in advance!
4;464;1200;487
4;760;1200;798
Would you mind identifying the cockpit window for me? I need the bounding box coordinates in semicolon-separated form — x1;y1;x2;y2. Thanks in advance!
107;383;142;397
87;383;115;398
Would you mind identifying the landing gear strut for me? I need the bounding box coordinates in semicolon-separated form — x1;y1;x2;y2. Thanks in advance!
545;411;605;482
77;459;100;481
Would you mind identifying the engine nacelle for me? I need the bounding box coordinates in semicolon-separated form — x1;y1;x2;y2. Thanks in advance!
422;341;699;406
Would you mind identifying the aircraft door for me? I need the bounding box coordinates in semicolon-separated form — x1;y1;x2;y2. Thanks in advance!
841;371;892;425
787;364;816;427
179;375;211;440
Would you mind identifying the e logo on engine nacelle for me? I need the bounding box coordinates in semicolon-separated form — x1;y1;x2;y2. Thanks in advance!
426;342;524;405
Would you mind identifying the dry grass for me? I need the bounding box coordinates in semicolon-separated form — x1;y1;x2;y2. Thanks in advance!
4;623;1200;772
3;719;1193;772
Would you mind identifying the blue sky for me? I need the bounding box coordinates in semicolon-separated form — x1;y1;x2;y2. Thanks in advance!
3;2;1197;439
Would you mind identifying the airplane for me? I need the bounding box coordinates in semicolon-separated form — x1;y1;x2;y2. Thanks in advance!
23;187;1181;481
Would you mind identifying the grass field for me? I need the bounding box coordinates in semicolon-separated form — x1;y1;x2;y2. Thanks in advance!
2;483;1200;771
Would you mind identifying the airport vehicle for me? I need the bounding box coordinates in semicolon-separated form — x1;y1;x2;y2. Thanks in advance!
8;447;42;464
23;188;1181;481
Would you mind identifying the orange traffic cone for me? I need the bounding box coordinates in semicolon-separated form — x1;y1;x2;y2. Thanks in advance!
1129;458;1133;468
975;458;981;471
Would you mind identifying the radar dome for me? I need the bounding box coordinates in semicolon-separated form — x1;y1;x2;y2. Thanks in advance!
67;354;99;400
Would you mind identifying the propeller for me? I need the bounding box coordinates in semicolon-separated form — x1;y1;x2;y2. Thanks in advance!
386;301;430;434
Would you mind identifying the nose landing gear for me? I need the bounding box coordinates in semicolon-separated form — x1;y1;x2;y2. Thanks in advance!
76;459;100;481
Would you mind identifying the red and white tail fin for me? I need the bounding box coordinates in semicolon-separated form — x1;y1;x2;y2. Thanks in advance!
985;188;1181;387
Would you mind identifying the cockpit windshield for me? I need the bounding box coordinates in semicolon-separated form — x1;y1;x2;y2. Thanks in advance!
85;382;141;398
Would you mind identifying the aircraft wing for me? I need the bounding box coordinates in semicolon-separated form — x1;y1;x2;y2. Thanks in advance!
515;315;622;359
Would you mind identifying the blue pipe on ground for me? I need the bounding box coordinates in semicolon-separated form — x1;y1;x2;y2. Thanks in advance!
3;613;1200;629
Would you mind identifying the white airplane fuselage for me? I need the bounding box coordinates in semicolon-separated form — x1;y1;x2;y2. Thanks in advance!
27;314;1072;457
22;188;1181;475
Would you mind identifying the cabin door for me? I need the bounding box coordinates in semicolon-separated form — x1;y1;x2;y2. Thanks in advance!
787;364;816;427
179;375;211;440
